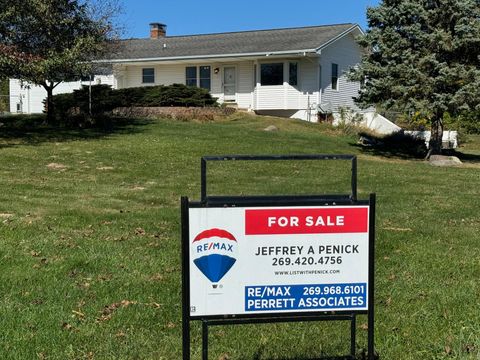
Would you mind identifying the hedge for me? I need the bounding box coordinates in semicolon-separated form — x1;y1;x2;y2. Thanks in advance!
52;83;218;123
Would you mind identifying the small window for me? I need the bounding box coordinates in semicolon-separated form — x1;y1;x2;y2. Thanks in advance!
253;64;257;87
142;68;155;84
261;63;284;86
331;63;338;90
289;62;298;86
186;67;197;87
81;75;94;82
199;66;211;90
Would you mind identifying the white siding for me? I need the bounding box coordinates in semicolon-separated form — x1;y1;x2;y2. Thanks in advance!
319;33;362;112
9;76;114;114
123;64;184;88
123;61;254;109
255;59;319;111
237;62;254;109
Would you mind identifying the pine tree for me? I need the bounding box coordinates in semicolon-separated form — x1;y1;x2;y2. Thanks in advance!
350;0;480;155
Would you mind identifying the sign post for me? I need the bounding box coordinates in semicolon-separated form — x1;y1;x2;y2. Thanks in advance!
181;155;376;360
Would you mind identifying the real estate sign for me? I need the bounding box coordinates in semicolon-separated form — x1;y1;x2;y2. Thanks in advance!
188;205;370;317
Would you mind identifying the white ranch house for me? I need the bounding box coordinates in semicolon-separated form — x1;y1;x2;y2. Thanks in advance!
9;22;398;132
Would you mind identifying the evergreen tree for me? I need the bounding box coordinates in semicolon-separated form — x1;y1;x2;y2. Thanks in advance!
0;0;119;123
350;0;480;155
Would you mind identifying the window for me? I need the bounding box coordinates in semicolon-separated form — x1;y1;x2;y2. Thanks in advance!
186;67;197;87
186;66;211;90
199;66;211;91
81;74;94;82
289;62;298;86
261;63;283;85
253;64;257;87
331;63;338;90
142;68;155;83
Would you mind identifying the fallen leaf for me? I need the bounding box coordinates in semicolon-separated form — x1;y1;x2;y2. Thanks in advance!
135;228;146;236
464;344;476;353
445;345;452;355
62;322;74;331
360;323;368;331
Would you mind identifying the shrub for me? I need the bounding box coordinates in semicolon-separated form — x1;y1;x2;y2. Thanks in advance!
51;83;218;126
358;130;428;158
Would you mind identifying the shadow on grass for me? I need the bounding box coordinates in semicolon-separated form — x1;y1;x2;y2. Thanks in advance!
351;142;426;160
0;115;153;147
450;150;480;163
351;131;428;160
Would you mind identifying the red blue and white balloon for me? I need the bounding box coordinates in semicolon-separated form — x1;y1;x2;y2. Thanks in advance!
192;228;238;283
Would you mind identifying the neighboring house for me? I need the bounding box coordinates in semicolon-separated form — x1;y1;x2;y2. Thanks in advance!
9;69;114;114
10;23;371;122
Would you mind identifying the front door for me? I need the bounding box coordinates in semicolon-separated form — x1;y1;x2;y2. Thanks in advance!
223;66;236;102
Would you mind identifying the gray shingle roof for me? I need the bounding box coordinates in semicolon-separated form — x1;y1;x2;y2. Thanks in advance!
106;23;358;61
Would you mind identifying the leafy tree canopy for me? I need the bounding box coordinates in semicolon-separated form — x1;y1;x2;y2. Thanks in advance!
0;0;119;121
350;0;480;153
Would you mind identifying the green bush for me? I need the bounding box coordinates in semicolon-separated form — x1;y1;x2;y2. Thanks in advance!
51;83;218;126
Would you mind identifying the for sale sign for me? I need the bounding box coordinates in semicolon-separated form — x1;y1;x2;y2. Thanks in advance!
189;205;370;317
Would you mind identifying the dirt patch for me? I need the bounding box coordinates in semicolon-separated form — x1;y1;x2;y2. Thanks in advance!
46;163;67;170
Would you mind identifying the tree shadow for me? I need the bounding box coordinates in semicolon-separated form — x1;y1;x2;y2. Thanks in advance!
449;149;480;163
0;115;153;148
350;142;426;160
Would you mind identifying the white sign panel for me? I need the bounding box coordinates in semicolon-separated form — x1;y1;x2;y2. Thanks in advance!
189;205;370;317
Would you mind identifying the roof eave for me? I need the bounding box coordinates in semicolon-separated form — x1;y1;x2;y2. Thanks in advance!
95;49;318;64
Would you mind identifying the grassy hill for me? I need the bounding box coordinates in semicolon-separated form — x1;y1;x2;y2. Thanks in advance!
0;114;479;359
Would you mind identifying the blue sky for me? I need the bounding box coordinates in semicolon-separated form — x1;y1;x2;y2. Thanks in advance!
119;0;381;39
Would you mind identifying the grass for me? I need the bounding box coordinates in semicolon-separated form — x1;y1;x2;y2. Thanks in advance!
0;113;479;359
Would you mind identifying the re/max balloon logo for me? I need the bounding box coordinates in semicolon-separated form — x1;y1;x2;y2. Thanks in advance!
192;228;238;283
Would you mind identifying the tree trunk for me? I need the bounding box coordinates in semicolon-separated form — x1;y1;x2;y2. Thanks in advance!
427;115;444;157
46;86;54;124
41;81;60;125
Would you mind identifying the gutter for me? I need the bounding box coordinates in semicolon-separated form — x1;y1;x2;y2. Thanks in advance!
95;49;318;64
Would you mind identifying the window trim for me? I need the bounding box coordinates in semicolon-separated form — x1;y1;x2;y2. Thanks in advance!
142;67;155;84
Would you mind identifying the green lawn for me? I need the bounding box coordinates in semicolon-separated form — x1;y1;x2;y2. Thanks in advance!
0;114;479;359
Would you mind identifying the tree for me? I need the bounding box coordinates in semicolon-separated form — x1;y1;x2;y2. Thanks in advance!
0;0;119;123
350;0;480;155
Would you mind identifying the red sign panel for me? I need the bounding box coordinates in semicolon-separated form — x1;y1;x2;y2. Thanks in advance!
245;207;368;235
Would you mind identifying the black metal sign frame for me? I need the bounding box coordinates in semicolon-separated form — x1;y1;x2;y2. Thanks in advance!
181;154;376;360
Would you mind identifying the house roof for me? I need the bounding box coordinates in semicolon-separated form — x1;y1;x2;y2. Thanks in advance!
105;23;360;62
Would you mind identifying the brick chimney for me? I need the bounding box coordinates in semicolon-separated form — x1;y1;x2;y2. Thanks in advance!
150;23;167;39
